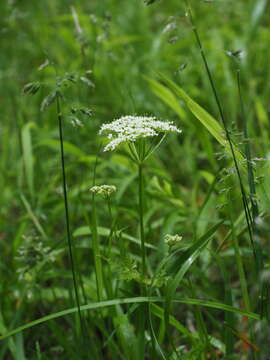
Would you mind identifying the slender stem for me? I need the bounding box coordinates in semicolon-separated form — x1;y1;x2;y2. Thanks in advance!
90;152;104;301
228;197;251;312
237;70;259;222
107;197;113;259
138;162;147;357
228;196;257;360
138;162;146;282
56;94;84;333
91;194;104;301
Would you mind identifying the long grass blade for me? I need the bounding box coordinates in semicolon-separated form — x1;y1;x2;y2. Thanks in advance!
0;296;261;341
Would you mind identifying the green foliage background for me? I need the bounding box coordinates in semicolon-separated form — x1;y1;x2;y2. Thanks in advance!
1;0;270;359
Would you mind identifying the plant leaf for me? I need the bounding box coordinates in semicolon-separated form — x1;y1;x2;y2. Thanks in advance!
164;221;224;334
0;296;260;341
21;122;35;198
157;73;244;163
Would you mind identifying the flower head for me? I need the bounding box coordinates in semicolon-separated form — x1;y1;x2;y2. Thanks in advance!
164;234;182;247
99;115;181;152
89;185;116;197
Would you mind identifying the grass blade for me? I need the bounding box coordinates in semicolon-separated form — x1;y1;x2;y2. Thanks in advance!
156;73;244;164
165;221;223;310
0;296;261;341
21;122;35;199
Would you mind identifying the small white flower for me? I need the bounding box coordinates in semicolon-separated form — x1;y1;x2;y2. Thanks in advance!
70;117;83;128
164;234;182;247
99;115;181;152
89;185;117;197
162;21;177;34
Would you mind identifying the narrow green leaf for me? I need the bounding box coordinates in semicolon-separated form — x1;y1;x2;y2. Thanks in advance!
166;221;223;302
145;77;187;122
157;73;244;163
20;194;47;239
22;82;41;95
251;0;268;29
21;122;35;198
164;221;223;340
73;226;157;250
0;296;260;341
37;139;86;158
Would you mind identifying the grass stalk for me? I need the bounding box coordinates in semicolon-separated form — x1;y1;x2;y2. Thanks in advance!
237;70;259;223
228;196;258;359
184;0;257;266
228;198;251;312
55;94;84;335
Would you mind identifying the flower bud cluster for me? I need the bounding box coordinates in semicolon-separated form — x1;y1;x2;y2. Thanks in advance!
89;185;117;197
164;234;183;247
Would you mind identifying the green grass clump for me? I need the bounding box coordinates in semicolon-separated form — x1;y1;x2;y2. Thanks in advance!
1;0;270;359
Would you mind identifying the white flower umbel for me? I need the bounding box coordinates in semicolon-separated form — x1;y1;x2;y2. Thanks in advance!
98;116;181;288
99;115;181;152
89;185;116;197
164;234;183;247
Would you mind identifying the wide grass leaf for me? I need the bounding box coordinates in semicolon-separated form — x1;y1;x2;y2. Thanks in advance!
155;74;244;164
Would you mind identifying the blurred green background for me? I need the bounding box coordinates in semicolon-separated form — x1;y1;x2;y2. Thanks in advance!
1;0;270;359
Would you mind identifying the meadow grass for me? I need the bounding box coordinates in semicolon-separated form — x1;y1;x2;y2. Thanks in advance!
1;0;270;359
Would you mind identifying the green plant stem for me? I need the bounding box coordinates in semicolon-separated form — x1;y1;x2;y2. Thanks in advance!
56;94;84;334
90;195;104;301
105;196;114;299
237;70;259;223
138;161;147;358
228;198;250;312
89;151;104;301
138;162;146;284
107;196;114;259
228;196;257;360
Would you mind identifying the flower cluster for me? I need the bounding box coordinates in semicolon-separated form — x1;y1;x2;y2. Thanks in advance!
164;234;183;247
99;115;181;152
89;185;117;197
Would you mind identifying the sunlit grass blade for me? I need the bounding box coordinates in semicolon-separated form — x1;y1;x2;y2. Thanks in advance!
144;76;187;122
250;0;268;31
21;122;35;199
73;225;157;250
156;73;245;164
